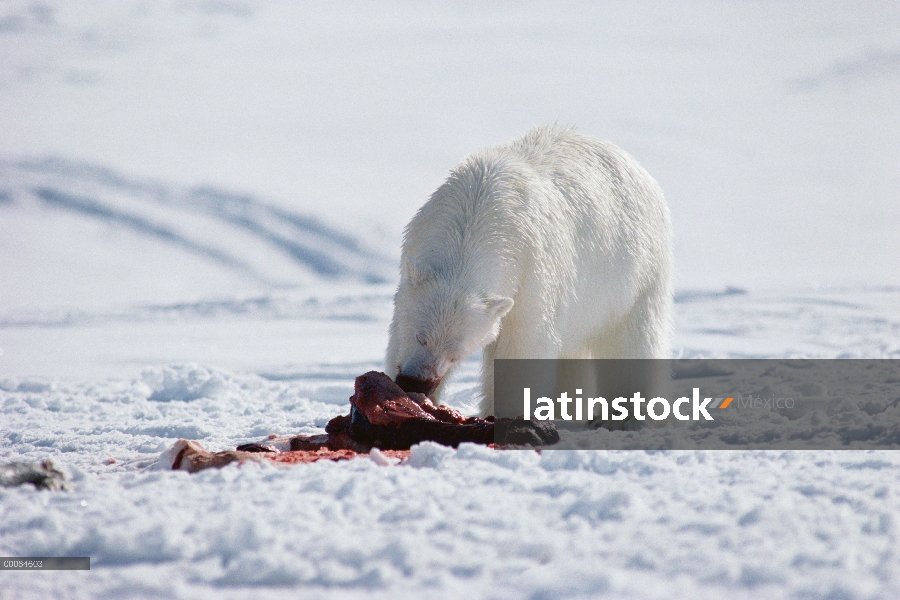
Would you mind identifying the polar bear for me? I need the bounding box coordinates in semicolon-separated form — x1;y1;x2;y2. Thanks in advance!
385;125;673;416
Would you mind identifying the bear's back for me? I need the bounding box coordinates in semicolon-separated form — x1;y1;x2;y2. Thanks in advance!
403;125;668;284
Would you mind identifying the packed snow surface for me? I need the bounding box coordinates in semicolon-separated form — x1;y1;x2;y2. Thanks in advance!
3;357;900;600
2;1;900;599
3;287;900;600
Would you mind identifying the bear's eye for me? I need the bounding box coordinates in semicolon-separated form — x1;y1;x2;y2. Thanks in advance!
415;332;428;346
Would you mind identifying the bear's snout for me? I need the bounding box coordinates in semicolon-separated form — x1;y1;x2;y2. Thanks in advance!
395;373;442;396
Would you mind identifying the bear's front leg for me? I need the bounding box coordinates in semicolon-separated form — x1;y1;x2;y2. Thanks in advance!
479;327;562;417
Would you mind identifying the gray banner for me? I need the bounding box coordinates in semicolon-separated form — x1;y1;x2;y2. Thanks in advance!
0;557;90;570
494;359;900;450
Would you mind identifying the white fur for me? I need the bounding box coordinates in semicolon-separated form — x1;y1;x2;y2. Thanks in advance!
385;125;673;416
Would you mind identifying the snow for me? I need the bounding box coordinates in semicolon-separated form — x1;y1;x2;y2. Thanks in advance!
4;379;900;599
2;1;900;598
2;1;898;291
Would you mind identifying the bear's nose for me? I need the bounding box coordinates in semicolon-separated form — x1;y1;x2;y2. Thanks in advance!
395;373;442;396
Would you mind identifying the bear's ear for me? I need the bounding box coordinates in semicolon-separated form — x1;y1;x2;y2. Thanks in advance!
403;258;432;287
485;295;514;319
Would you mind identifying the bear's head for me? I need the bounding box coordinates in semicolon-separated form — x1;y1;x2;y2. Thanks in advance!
391;259;513;396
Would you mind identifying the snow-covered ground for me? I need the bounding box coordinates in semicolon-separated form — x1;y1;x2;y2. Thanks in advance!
2;1;899;598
